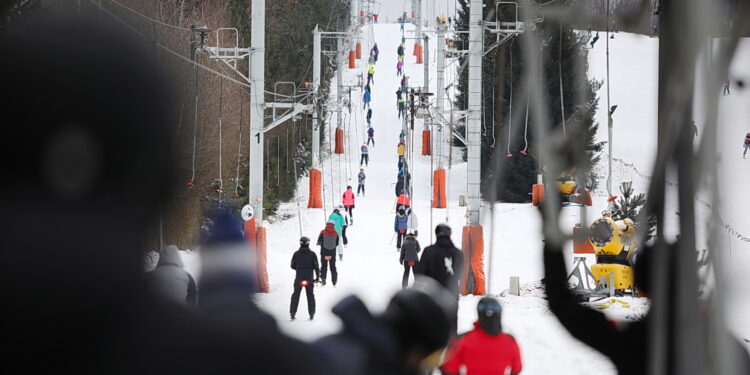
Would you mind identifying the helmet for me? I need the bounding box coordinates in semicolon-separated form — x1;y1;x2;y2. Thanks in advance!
476;297;503;335
435;223;452;238
300;236;310;246
406;229;415;236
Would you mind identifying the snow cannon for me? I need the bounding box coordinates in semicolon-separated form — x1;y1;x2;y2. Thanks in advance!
588;212;637;295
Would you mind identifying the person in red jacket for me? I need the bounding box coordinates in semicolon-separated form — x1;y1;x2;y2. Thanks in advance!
441;297;522;375
342;186;355;219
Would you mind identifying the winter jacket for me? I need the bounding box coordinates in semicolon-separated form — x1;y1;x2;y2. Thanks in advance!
440;322;522;375
397;143;405;156
146;245;197;305
358;172;366;185
315;296;405;375
396;194;411;207
368;66;375;75
367;109;373;120
406;209;418;233
395;173;411;196
745;135;750;145
415;237;464;293
328;211;345;236
397;44;404;56
291;245;320;282
361;145;369;154
367;127;374;137
363;91;371;102
396;89;403;99
317;223;340;256
396;61;403;70
394;213;408;232
343;189;356;207
400;236;421;264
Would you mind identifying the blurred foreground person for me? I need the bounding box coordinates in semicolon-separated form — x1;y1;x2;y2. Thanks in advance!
317;277;457;375
0;13;330;374
440;297;522;375
146;245;196;306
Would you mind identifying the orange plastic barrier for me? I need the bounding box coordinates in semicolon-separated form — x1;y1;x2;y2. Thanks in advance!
531;184;545;206
413;43;418;56
432;169;447;208
348;50;355;69
308;168;323;208
244;218;270;293
460;225;486;296
421;130;431;155
255;226;269;293
415;44;423;64
335;128;344;154
573;225;595;254
356;42;362;59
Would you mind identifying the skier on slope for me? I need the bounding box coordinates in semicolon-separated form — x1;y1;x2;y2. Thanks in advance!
397;97;406;119
339;204;352;247
399;230;421;289
397;140;406;159
397;60;404;76
367;64;375;86
394;208;409;249
397;43;405;59
328;208;346;260
317;221;339;286
360;144;369;166
366;108;372;125
363;88;371;110
146;244;197;306
342;185;356;219
357;168;366;197
289;236;320;320
440;297;523;375
406;207;419;237
373;43;379;61
415;224;464;294
367;126;375;146
744;132;750;158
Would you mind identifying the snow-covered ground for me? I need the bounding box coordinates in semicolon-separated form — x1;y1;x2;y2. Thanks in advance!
167;25;749;373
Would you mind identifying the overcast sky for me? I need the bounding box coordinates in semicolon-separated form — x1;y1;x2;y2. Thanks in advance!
367;0;459;23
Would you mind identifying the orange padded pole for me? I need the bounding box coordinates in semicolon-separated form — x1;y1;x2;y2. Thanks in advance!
432;169;447;208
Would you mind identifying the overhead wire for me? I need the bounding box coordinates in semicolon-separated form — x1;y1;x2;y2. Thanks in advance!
108;0;191;31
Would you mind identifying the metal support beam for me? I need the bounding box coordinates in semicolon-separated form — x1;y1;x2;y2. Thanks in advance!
436;28;446;168
312;26;321;169
336;38;344;132
249;0;265;223
264;105;313;133
466;0;483;225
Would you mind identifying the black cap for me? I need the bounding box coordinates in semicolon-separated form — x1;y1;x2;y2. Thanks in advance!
435;224;452;238
477;297;502;335
300;236;310;246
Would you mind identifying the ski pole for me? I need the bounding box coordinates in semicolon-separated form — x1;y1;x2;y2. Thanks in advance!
389;231;397;245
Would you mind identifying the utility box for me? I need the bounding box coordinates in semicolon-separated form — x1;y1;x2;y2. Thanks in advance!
509;276;520;296
459;195;466;207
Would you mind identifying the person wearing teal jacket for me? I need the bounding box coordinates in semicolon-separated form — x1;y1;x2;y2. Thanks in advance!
328;208;346;260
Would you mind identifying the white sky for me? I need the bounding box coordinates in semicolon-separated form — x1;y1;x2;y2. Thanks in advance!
367;0;459;24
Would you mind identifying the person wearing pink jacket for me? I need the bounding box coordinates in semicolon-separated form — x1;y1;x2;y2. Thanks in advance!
342;186;355;220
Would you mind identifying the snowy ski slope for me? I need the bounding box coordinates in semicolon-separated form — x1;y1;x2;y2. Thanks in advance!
171;24;749;373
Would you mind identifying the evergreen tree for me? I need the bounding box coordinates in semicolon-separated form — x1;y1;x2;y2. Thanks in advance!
612;181;656;241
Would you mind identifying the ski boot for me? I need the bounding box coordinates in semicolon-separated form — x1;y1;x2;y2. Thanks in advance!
309;314;314;321
338;254;343;261
290;313;295;321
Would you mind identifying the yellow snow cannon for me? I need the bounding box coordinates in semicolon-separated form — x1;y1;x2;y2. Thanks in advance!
588;212;637;294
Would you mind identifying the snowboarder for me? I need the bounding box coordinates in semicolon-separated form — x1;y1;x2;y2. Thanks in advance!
290;236;320;320
744;133;750;158
440;297;523;375
366;108;372;125
396;60;404;76
360;144;369;166
146;245;197;306
415;224;464;294
342;185;355;219
724;79;731;95
399;230;421;289
339;205;351;247
328;208;345;260
357;168;366;196
363;89;371;109
394;208;409;249
317;221;339;286
397;98;406;118
367;126;375;146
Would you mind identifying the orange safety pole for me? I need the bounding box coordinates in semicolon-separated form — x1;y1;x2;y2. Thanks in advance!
255;226;270;293
432;169;447;208
356;42;362;59
308;168;323;208
415;44;423;64
335;128;345;154
421;130;431;155
348;50;356;69
460;225;486;295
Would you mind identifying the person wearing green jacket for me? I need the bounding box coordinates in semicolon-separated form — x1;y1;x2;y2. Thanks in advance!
328;208;346;261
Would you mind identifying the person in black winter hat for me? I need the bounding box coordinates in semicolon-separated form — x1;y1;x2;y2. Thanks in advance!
415;224;464;294
316;277;457;375
290;236;320;320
